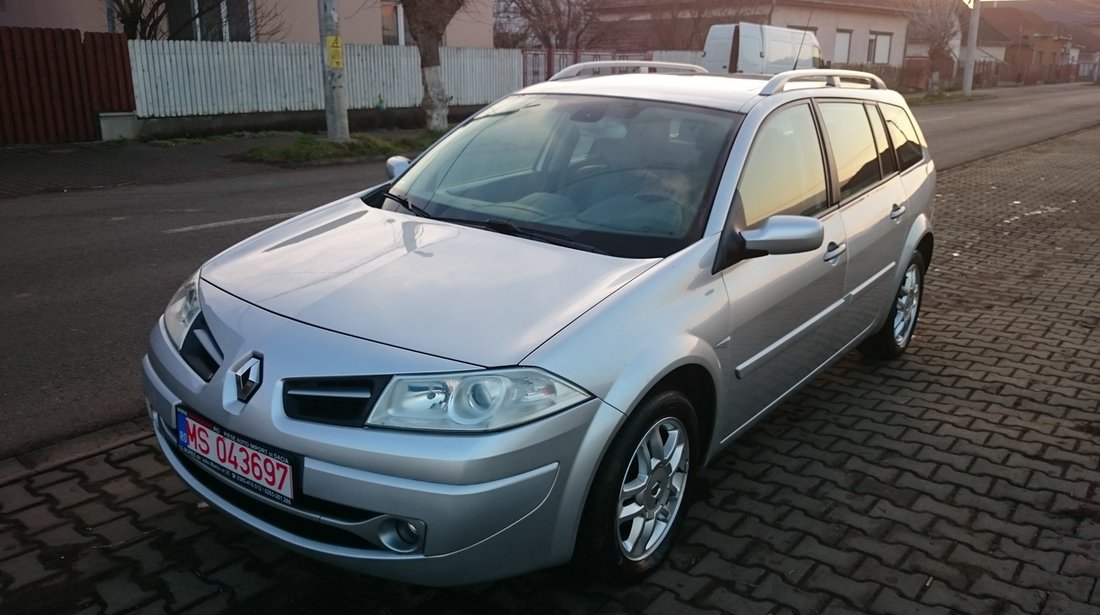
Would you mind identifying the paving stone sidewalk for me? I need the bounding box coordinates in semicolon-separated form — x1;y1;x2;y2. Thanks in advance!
1;128;1099;614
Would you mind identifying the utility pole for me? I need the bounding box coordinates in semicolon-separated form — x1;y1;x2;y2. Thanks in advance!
962;0;982;96
318;0;350;141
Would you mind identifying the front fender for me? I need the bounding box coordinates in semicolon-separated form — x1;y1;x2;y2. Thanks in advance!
599;334;722;421
523;238;732;466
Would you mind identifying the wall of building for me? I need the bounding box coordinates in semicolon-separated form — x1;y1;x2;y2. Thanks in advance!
774;6;908;67
277;0;492;46
0;0;493;47
0;0;109;32
444;1;493;48
978;45;1008;62
1005;36;1069;66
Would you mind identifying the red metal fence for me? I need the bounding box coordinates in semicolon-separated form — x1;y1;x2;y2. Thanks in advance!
971;60;1078;87
0;27;135;145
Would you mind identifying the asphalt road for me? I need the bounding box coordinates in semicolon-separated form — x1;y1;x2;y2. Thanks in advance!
912;82;1100;169
0;166;389;458
2;82;1099;458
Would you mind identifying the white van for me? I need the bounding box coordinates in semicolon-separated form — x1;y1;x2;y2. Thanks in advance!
702;23;825;74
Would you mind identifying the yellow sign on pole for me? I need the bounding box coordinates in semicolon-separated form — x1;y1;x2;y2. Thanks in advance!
325;35;344;69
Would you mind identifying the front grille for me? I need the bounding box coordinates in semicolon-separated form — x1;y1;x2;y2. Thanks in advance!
283;376;391;426
180;314;223;381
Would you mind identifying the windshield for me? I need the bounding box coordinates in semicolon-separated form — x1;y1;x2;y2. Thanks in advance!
388;94;743;258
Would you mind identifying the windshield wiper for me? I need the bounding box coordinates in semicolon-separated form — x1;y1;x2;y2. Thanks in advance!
383;191;431;218
481;218;607;255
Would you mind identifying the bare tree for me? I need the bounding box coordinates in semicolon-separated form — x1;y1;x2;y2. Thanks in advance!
107;0;286;41
907;0;960;62
497;0;600;49
905;0;962;89
493;0;528;47
647;0;766;50
402;0;470;131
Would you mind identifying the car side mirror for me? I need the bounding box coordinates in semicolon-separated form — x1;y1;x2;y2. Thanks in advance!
386;155;411;180
741;215;824;255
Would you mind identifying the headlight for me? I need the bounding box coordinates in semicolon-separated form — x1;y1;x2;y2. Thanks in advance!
367;368;590;432
163;270;201;349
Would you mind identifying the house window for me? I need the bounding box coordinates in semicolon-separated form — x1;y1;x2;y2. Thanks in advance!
835;29;851;64
168;0;255;42
198;0;225;41
787;25;818;34
867;31;892;64
226;0;253;42
381;2;414;45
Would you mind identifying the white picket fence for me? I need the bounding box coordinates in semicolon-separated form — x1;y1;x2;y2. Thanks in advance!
652;50;704;65
128;40;523;118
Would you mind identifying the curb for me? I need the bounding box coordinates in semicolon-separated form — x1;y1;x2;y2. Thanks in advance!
0;416;151;487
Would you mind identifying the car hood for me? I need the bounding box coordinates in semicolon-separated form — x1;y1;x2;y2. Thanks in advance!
201;200;658;366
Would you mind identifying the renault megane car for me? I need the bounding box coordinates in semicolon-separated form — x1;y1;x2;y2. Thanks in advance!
142;65;935;586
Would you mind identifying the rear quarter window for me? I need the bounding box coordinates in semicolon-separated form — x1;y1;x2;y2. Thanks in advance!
880;103;924;171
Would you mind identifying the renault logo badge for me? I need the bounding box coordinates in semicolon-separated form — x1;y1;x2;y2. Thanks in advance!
234;355;263;403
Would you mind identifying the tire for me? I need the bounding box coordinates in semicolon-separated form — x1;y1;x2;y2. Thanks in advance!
575;389;699;583
861;251;926;359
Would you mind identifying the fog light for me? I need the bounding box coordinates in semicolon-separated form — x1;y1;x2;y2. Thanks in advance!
396;520;420;545
377;517;425;553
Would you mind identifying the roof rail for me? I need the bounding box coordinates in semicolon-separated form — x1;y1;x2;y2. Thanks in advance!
549;61;707;81
759;69;888;96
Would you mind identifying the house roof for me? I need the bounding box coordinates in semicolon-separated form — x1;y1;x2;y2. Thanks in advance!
981;7;1072;42
957;11;1015;47
597;0;909;16
775;0;910;15
1059;21;1100;51
1005;0;1100;27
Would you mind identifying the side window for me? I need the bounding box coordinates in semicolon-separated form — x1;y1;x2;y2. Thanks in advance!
866;103;899;176
880;103;924;171
818;101;881;201
737;104;828;228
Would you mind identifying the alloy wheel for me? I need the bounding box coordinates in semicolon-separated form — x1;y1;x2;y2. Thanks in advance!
892;262;922;347
616;417;690;561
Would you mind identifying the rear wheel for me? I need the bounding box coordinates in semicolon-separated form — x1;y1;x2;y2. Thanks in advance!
575;389;698;583
862;252;926;359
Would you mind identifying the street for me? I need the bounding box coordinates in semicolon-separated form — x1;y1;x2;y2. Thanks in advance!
0;121;1098;613
912;82;1100;169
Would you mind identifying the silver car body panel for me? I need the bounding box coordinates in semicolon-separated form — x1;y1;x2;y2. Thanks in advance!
144;70;935;585
143;289;629;584
202;198;658;367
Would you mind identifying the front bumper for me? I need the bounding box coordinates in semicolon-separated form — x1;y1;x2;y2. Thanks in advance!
142;283;624;586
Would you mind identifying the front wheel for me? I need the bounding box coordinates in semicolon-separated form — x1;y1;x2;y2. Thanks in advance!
575;389;699;583
862;252;926;359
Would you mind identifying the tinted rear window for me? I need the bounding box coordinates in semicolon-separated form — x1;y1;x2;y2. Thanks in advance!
880;104;923;171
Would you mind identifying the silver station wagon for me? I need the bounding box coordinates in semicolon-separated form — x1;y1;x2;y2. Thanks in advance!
143;64;934;586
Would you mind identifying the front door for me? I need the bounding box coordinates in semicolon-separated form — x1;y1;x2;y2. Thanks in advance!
716;102;850;444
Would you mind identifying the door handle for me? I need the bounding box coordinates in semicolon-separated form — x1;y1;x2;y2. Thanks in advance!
823;241;847;263
890;203;907;220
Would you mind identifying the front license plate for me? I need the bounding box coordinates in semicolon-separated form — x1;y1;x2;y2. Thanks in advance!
176;409;294;505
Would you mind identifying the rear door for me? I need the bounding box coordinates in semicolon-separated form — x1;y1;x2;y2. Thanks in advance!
816;99;909;340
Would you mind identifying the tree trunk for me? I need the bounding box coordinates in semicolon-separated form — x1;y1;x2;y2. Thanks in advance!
403;0;467;132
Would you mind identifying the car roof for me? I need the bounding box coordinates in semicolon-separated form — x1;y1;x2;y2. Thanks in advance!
518;72;908;115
